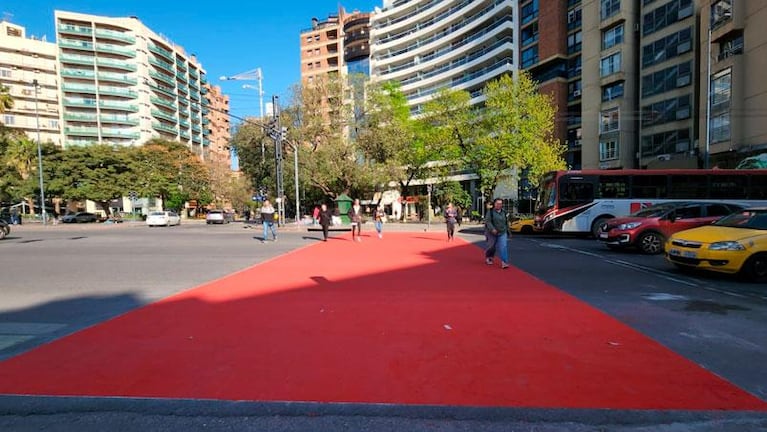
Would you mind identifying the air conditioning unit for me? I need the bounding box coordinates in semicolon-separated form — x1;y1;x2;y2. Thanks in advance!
573;89;581;97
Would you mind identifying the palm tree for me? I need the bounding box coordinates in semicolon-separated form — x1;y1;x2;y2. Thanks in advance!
0;84;14;114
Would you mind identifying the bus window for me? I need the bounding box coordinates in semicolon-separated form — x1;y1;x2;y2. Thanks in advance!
559;182;594;208
631;174;668;198
710;175;747;199
598;176;629;198
669;175;707;198
750;175;767;199
537;179;557;211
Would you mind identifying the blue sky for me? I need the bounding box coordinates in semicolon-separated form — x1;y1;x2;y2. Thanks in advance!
3;1;381;121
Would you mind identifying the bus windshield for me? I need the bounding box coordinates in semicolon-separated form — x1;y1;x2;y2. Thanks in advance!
537;179;557;212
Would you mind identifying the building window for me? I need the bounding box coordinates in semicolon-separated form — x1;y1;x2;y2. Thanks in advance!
3;115;14;125
718;35;743;61
641;61;692;97
521;22;539;46
567;7;582;30
643;0;693;36
602;81;624;101
641;128;691;156
711;113;731;143
568;80;582;101
521;45;539;68
0;68;11;78
600;0;620;20
600;139;619;161
567;30;582;54
567;55;582;78
642;94;691;126
521;0;540;25
642;27;691;68
600;52;621;77
600;108;620;134
711;68;731;110
49;119;59;128
602;24;624;50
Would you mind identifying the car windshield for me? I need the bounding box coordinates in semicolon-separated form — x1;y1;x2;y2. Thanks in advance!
632;205;675;218
713;210;767;230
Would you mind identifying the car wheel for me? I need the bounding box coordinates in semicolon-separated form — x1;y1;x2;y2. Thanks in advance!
638;231;665;255
740;253;767;283
591;217;611;238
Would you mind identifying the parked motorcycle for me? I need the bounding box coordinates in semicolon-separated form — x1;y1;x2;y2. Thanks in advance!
0;219;9;240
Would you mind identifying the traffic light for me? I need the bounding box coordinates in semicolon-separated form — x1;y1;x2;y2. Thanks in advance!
280;127;287;141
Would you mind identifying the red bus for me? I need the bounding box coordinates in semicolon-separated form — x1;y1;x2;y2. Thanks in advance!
534;169;767;236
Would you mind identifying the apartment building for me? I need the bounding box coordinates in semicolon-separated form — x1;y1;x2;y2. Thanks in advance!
343;10;371;76
519;0;583;169
0;21;61;145
370;0;516;115
700;0;767;168
205;83;232;165
55;11;211;156
300;13;342;84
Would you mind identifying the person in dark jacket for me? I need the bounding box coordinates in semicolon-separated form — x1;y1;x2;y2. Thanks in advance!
484;198;510;269
348;198;364;242
318;203;333;241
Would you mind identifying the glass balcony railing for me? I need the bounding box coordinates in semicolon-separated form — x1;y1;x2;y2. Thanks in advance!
190;92;200;101
151;84;176;97
99;86;138;98
63;97;98;108
65;126;100;136
99;100;139;112
177;84;189;94
151;109;177;123
60;53;95;66
202;118;210;125
58;24;93;36
150;96;176;109
64;112;98;122
101;128;140;139
189;70;199;80
149;70;174;86
148;43;173;60
179;109;190;117
96;43;136;57
101;114;139;125
192;125;202;133
63;83;97;94
95;28;135;44
61;69;96;80
179;120;190;128
149;56;174;72
178;97;189;106
66;139;98;146
99;72;137;85
180;130;191;139
60;39;94;51
202;138;211;146
96;57;137;71
152;122;178;134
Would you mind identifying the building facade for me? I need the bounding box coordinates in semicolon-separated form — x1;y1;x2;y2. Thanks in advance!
370;0;516;115
55;11;211;157
0;21;61;145
343;10;371;76
205;83;231;165
701;0;767;168
300;13;342;84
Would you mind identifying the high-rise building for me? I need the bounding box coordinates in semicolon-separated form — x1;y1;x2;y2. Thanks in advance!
300;13;342;85
370;0;515;115
205;83;231;165
0;20;61;145
519;0;583;169
343;10;371;76
55;11;211;157
700;0;767;168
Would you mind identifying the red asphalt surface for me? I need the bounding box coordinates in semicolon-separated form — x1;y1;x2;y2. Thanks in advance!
0;232;765;410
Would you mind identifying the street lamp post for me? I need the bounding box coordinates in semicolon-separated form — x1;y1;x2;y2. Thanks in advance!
32;79;47;225
704;26;713;169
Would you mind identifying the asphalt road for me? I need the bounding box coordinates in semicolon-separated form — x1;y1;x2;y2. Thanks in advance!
0;222;765;431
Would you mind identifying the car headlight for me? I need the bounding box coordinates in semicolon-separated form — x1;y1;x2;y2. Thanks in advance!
618;222;642;230
709;241;746;251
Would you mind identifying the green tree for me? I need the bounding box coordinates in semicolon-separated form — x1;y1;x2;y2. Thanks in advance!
469;72;566;200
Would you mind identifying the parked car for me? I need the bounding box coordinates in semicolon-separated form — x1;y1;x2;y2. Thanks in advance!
61;212;99;223
206;209;231;224
666;207;767;282
597;202;744;254
510;216;535;234
146;211;181;227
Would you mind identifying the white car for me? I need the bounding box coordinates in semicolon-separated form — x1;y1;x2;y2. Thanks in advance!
146;211;181;227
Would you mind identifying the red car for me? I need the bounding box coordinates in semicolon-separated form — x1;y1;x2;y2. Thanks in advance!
597;202;744;254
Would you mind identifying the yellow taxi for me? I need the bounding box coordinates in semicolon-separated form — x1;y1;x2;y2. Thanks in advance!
510;216;536;234
665;208;767;282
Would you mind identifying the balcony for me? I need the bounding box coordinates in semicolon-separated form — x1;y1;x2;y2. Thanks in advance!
99;86;138;98
63;97;98;108
180;130;191;139
96;57;137;72
192;135;202;144
96;43;136;58
148;43;174;61
177;84;189;94
150;70;175;86
99;100;139;112
189;70;199;80
151;109;177;123
202;118;210;125
190;92;200;101
58;24;93;36
151;83;176;98
61;69;96;80
59;39;94;51
95;28;135;44
152;122;178;134
101;114;139;126
202;138;211;146
60;53;95;66
64;112;98;122
192;125;202;133
99;72;138;85
150;95;176;109
101;128;140;139
62;83;97;94
65;126;100;136
149;56;174;73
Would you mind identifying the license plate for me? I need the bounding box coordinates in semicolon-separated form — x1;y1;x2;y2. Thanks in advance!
669;248;696;258
599;232;608;239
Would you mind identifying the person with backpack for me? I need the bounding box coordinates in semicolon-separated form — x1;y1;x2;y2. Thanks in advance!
484;198;510;269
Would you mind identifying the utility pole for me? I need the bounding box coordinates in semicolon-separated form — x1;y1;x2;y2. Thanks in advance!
272;95;285;226
33;79;47;225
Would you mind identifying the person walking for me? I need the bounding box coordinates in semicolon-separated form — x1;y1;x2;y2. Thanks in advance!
318;203;332;241
484;198;510;269
348;198;364;242
373;205;385;239
312;206;320;226
260;200;278;242
444;203;458;241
